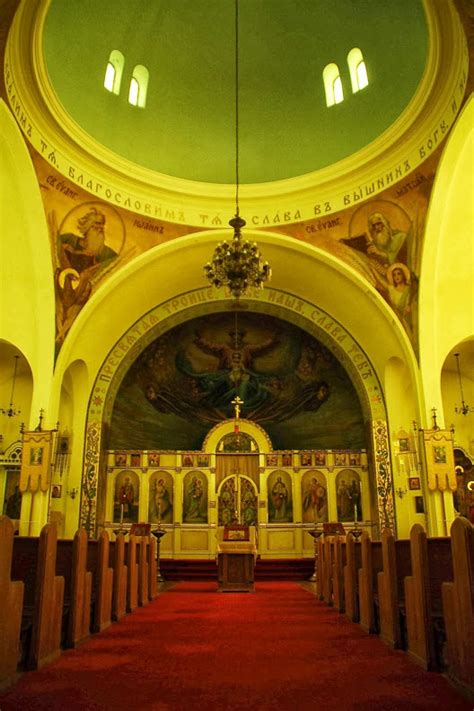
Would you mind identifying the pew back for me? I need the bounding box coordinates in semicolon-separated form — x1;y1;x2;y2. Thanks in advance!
442;517;474;693
0;517;24;688
344;534;361;623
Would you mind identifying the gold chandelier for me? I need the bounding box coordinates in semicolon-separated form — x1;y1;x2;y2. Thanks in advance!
204;0;271;299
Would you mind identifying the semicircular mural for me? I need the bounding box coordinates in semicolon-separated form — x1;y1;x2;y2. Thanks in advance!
109;312;366;450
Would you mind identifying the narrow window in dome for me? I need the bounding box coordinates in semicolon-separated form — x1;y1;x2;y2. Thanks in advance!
104;50;124;95
323;63;344;107
128;65;149;108
348;48;369;93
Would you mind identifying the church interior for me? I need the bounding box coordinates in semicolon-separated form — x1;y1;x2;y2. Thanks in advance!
0;0;473;707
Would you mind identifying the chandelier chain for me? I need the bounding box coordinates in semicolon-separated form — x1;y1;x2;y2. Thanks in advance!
235;0;240;216
203;0;271;299
454;352;473;415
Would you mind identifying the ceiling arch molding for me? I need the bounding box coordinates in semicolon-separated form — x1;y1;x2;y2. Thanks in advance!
54;228;419;390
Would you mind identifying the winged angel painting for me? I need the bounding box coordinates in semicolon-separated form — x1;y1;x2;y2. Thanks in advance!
110;313;366;451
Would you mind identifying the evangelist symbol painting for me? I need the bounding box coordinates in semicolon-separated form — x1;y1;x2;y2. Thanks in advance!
109;312;366;451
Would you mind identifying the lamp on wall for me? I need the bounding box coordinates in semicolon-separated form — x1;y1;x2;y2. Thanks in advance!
454;352;473;415
204;0;271;299
1;355;21;418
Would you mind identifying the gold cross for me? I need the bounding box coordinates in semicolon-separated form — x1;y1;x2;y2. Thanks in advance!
231;395;244;419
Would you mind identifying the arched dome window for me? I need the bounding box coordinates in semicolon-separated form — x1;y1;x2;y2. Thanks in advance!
323;63;344;107
128;65;149;108
104;50;124;95
347;48;369;93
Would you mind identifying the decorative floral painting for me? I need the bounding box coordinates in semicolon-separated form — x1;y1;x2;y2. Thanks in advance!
218;477;236;526
240;478;258;526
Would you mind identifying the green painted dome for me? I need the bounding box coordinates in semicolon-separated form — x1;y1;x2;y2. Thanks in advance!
43;0;428;184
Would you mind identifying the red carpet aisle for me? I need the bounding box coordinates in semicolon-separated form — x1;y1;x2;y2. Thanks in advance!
0;581;470;711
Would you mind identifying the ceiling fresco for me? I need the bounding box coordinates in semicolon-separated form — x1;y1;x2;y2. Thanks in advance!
109;312;366;451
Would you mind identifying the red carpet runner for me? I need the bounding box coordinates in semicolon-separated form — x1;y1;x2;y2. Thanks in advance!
0;581;470;710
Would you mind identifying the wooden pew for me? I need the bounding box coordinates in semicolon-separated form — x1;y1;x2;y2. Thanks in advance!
442;517;474;695
315;538;325;600
87;531;114;633
377;530;411;649
110;534;128;621
332;536;346;613
0;517;24;688
404;525;453;670
125;536;139;613
322;536;334;606
137;537;149;607
56;529;92;648
68;529;92;647
344;533;362;622
12;524;64;671
358;533;383;633
148;536;157;601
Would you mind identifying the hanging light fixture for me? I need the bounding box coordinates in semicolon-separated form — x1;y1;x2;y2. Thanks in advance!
454;352;473;415
1;355;21;418
204;0;271;299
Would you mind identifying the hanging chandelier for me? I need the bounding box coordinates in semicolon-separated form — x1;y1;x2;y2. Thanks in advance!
1;355;21;418
204;0;271;299
454;352;473;415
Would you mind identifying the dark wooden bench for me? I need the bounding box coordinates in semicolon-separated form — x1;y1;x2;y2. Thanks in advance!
148;536;157;601
405;524;453;671
125;536;139;613
110;534;128;621
11;524;64;671
137;537;149;606
377;530;411;649
87;531;114;633
358;533;383;633
57;529;113;646
442;517;474;695
0;516;24;688
332;536;346;613
315;538;324;600
56;529;92;648
344;533;362;622
322;536;334;606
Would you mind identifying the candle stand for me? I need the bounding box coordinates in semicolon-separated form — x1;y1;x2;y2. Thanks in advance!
307;524;324;582
151;525;167;583
113;503;128;537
